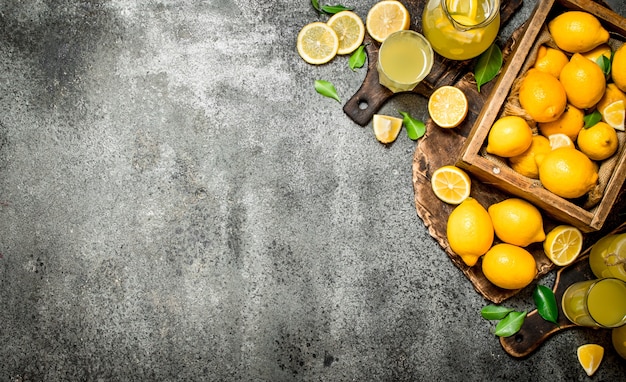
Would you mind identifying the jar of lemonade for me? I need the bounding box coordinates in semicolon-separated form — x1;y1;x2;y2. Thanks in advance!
422;0;500;60
589;232;626;282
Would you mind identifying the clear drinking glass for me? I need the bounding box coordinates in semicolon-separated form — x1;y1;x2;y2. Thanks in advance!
377;30;434;93
561;278;626;328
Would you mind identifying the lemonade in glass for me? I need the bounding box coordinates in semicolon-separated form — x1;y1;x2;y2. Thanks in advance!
377;30;434;93
561;278;626;328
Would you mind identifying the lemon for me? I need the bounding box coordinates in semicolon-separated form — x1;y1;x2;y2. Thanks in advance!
486;116;533;157
601;100;626;131
548;11;609;53
538;104;584;141
543;225;583;266
509;135;551;179
297;22;339;65
519;68;567;123
559;53;606;109
482;243;537;290
372;114;402;144
548;133;574;150
327;11;365;55
612;43;626;93
446;197;494;267
577;344;604;377
581;43;612;63
597;84;626;112
533;45;569;78
577;121;619;161
366;0;410;43
488;198;546;247
427;86;469;128
612;324;626;360
538;147;598;199
431;165;471;205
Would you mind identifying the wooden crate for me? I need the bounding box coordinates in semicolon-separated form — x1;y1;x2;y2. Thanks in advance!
458;0;626;233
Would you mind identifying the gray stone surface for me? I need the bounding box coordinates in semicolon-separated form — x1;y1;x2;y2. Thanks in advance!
1;0;625;381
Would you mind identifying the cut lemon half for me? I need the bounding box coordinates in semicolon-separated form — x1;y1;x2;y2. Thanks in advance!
601;100;625;131
327;11;365;55
577;344;604;377
543;225;583;266
431;165;472;204
549;133;574;150
297;22;339;65
373;114;402;143
428;86;469;128
366;0;410;43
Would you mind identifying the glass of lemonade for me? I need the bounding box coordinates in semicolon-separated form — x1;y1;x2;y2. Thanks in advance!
561;278;626;328
422;0;500;60
377;30;434;93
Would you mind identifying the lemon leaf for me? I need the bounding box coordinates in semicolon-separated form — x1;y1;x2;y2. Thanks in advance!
596;55;611;76
349;44;368;71
314;80;341;102
474;43;502;92
311;0;321;12
533;285;559;325
481;304;514;320
321;4;354;14
494;311;526;337
399;111;425;140
583;110;602;128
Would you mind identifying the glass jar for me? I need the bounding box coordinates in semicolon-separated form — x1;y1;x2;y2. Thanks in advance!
422;0;500;60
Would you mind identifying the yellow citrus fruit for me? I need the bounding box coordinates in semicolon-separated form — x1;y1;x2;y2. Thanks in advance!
577;344;604;377
581;43;612;63
538;104;584;141
482;243;537;290
446;197;494;267
559;53;606;109
372;114;402;144
543;225;583;266
597;84;626;112
601;100;626;131
577;121;619;161
327;11;365;55
427;86;469;128
612;324;626;360
519;68;567;122
296;22;339;64
486;115;533;157
509;135;551;179
431;165;471;205
548;11;609;53
488;198;546;247
612;43;626;93
548;133;574;150
365;0;410;43
533;45;569;78
538;147;598;199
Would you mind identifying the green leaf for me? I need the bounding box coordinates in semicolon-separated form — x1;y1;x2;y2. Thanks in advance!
583;110;602;128
597;55;611;76
494;311;527;337
481;304;515;320
533;285;559;325
399;111;426;140
321;4;354;14
349;44;368;71
474;43;503;92
314;80;341;102
311;0;322;12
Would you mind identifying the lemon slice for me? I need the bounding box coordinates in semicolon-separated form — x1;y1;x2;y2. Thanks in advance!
431;165;472;204
296;22;339;65
373;114;402;143
327;11;365;55
548;133;574;150
601;100;625;131
577;344;604;377
428;86;469;128
366;0;410;43
543;225;583;266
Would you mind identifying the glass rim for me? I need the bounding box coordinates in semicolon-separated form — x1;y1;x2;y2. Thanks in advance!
584;277;626;329
440;0;501;30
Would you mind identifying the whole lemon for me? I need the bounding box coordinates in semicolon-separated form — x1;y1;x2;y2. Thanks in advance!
548;11;609;53
577;121;619;161
447;197;494;267
482;243;537;290
519;69;567;122
612;44;626;93
486;116;533;157
560;53;606;109
509;135;551;179
488;198;546;247
538;147;598;199
533;45;569;78
538;104;584;141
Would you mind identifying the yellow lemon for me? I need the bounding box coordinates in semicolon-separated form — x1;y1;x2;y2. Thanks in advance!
577;121;619;161
543;225;583;266
486;115;533;157
548;133;574;150
533;45;569;78
538;147;598;199
560;53;606;109
509;135;551;179
431;165;472;205
548;11;609;53
327;11;365;55
366;0;410;43
488;198;546;247
612;324;626;360
427;86;469;128
577;344;604;377
296;22;339;64
519;68;567;122
601;100;626;131
612;43;626;93
538;104;584;141
372;114;402;144
446;197;494;267
581;43;612;63
482;243;537;290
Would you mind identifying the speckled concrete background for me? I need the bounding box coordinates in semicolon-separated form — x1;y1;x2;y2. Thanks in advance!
0;0;625;381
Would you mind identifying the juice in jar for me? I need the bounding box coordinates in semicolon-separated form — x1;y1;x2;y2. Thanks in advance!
589;233;626;281
377;30;434;93
562;278;626;328
422;0;500;60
